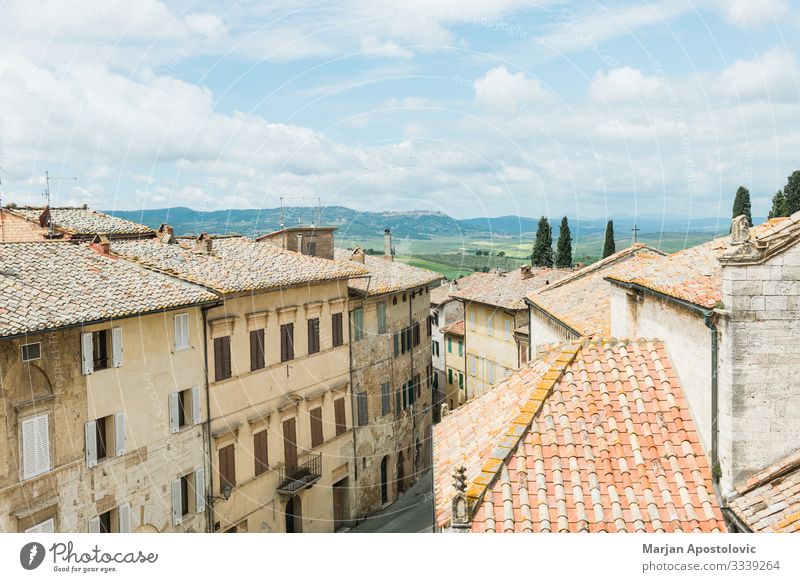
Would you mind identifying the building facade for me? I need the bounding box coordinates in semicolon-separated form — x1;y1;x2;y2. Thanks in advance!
430;284;463;420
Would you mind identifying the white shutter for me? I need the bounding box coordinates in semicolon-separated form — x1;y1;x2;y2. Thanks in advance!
111;327;123;367
175;314;189;350
195;467;206;513
20;417;36;479
169;392;179;434
118;503;131;533
87;516;100;533
81;332;94;375
34;414;50;475
171;479;183;526
25;518;54;534
85;421;97;468
191;387;201;425
114;411;126;457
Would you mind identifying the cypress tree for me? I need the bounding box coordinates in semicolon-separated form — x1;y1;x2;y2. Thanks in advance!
531;216;553;268
782;170;800;216
554;216;573;268
731;186;752;227
602;220;615;258
769;190;785;219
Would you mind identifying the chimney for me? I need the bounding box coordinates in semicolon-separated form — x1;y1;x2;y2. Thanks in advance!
38;205;51;228
194;232;212;254
90;234;111;256
351;246;365;263
520;264;532;280
383;228;393;261
157;223;176;244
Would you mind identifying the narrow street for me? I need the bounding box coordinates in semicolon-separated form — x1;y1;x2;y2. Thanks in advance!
348;470;434;533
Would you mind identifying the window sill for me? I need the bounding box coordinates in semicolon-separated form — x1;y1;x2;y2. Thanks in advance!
212;345;348;387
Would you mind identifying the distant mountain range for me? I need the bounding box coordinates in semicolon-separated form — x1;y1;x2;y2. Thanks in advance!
106;206;750;239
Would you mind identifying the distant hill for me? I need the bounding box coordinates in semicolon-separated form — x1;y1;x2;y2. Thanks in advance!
106;206;742;240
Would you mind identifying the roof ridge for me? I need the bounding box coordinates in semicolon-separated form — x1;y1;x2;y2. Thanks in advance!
463;342;582;515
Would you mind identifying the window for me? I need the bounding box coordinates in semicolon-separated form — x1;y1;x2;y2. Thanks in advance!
170;387;201;433
457;338;463;356
458;372;464;389
353;308;365;341
85;411;125;467
21;342;41;362
377;302;387;335
427;315;432;336
282;418;298;471
488;362;495;385
310;407;324;447
334;398;347;435
412;322;420;347
432;340;440;357
20;413;50;480
171;469;204;526
520;343;529;364
447;337;452;353
469;355;477;376
250;329;265;371
432;311;439;326
25;518;55;534
254;430;268;476
213;336;232;381
357;392;368;426
174;313;190;351
448;368;453;384
381;382;391;415
81;327;122;374
468;310;475;331
487;315;493;336
393;332;400;356
414;373;421;399
307;318;320;355
218;444;236;490
504;318;512;341
280;323;294;362
332;313;344;347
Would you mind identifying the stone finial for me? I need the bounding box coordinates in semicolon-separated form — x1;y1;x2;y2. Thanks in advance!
731;215;750;244
450;465;470;530
440;402;449;417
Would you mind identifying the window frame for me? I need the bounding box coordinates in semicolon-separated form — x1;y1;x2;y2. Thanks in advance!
21;342;41;363
174;313;190;351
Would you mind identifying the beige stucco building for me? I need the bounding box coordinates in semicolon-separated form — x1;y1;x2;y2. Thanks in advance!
0;241;216;533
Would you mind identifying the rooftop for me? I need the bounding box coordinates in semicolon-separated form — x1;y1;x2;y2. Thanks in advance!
527;245;665;337
113;237;366;294
436;339;725;532
7;206;155;237
333;249;441;296
729;448;800;533
430;284;453;306
450;266;571;311
440;320;465;337
0;242;216;337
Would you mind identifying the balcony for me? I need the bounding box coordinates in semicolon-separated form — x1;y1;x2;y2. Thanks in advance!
277;451;322;496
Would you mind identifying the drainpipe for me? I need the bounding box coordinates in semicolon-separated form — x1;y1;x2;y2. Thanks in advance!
201;302;219;533
409;286;417;482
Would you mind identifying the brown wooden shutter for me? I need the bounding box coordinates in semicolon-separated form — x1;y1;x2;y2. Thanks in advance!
250;329;265;371
332;313;343;347
213;337;223;382
254;430;268;476
334;398;346;435
310;407;323;448
219;444;236;489
283;418;298;472
280;323;294;362
308;318;320;355
214;336;232;381
413;322;420;347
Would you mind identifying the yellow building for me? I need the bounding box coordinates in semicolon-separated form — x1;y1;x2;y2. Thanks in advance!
441;320;465;411
0;241;216;533
113;230;366;533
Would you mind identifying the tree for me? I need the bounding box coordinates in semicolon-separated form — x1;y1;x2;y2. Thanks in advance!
554;216;573;268
769;190;785;219
531;216;553;267
731;186;752;227
497;251;505;257
783;170;800;216
602;220;615;258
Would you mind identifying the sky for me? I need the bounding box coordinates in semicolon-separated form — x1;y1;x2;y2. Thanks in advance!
0;0;799;221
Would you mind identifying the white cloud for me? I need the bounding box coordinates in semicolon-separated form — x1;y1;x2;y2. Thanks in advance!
473;66;552;112
589;67;664;102
717;48;799;102
710;0;789;29
360;37;414;59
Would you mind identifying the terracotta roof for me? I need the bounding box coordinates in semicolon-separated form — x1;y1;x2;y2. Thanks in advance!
441;320;465;336
113;237;366;294
333;249;441;295
0;242;216;337
433;349;563;527
436;339;725;532
450;267;571;311
430;285;453;306
729;448;800;532
9;206;154;236
528;245;665;337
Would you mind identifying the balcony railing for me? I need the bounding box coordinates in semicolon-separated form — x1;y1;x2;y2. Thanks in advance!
277;451;322;496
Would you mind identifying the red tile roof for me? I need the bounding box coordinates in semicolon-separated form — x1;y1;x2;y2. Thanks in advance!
436;339;725;532
450;267;571;311
441;320;465;337
730;448;800;532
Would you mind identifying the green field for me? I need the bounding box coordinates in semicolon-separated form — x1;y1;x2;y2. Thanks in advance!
338;231;718;280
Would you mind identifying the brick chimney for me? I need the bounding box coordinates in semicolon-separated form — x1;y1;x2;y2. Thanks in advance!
383;228;393;261
194;232;212;254
351;246;365;263
520;264;532;280
90;234;111;256
157;223;176;244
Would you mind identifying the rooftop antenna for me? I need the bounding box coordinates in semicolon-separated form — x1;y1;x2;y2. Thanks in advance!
42;170;78;236
631;223;640;244
279;196;322;229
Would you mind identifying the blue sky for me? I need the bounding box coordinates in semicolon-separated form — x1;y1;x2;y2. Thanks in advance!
1;0;799;220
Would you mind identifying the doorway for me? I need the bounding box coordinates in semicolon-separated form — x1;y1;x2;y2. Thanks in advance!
380;456;389;505
396;452;405;495
332;478;350;531
285;496;302;533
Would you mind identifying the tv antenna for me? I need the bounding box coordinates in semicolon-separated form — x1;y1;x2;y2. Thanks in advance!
42;170;78;236
279;196;321;229
631;223;640;244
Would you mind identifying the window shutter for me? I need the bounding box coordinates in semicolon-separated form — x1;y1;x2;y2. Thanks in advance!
195;467;206;513
111;327;123;367
169;392;179;434
310;407;323;447
191;386;201;425
334;398;346;435
81;332;94;375
393;332;399;356
25;518;55;534
332;313;343;347
174;314;189;350
87;516;101;533
85;420;97;468
171;479;183;526
118;503;131;533
254;430;269;475
114;411;126;457
20;417;36;479
381;383;391;416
